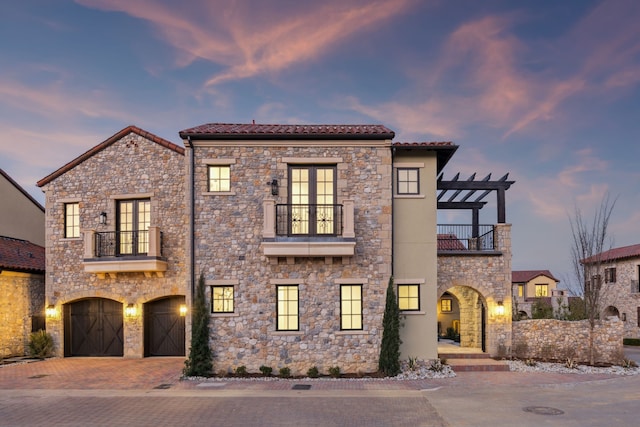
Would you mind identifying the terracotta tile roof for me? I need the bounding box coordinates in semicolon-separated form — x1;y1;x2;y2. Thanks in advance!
437;234;467;251
37;126;184;187
392;141;455;147
0;236;45;273
179;123;395;140
512;270;559;283
582;244;640;264
0;169;44;212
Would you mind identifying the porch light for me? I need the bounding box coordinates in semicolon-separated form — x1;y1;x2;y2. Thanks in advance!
45;305;58;319
125;303;137;318
179;304;188;317
270;179;279;196
495;301;505;316
99;211;107;225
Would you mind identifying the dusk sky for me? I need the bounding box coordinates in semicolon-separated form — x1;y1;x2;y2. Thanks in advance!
1;0;639;288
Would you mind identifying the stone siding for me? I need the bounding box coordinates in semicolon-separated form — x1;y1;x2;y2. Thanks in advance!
437;224;512;356
0;272;44;357
40;132;187;357
512;318;624;364
192;144;392;375
598;259;640;339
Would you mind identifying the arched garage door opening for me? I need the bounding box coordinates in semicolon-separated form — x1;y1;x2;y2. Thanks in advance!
64;298;123;357
144;296;185;357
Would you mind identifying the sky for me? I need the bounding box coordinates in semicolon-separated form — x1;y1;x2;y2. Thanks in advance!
1;0;639;289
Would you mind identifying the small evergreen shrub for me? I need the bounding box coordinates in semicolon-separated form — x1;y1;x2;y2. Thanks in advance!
328;366;341;378
378;276;401;376
183;273;213;377
259;365;272;376
621;358;638;369
307;366;319;378
279;366;291;378
623;338;640;346
28;330;54;359
429;358;446;373
235;366;248;377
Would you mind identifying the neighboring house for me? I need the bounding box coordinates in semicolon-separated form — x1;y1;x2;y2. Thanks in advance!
512;270;563;318
582;244;640;339
37;126;187;358
37;123;515;372
0;169;45;246
0;169;46;357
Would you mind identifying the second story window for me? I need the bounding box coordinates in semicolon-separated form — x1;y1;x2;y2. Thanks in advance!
117;199;150;255
396;168;419;195
604;267;616;283
208;165;231;192
517;284;525;298
535;284;548;297
288;165;337;235
64;203;80;238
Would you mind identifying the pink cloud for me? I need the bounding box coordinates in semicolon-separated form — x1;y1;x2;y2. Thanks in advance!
76;0;415;86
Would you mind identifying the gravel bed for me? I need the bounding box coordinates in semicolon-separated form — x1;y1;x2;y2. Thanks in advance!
507;360;640;376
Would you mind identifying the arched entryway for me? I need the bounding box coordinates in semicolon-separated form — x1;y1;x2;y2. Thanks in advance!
603;305;620;319
438;286;487;352
144;296;185;356
64;298;123;356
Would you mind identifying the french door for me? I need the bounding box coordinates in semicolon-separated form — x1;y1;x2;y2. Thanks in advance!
289;166;336;235
117;199;150;255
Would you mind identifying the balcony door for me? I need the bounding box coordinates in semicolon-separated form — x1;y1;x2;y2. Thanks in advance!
289;166;336;235
117;199;150;255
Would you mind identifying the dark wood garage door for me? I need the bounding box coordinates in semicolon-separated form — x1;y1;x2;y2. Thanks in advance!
64;299;123;357
144;296;185;356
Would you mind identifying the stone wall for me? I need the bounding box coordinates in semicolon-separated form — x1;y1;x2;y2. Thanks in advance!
192;144;392;375
598;259;640;339
0;271;44;357
512;318;624;364
40;132;187;357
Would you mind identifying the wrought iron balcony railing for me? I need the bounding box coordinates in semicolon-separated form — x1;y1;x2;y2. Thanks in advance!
91;230;163;258
437;224;495;251
275;204;344;237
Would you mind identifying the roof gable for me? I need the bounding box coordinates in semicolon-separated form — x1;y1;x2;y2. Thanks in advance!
179;123;395;140
0;236;45;273
0;169;44;212
37;126;184;187
512;270;559;283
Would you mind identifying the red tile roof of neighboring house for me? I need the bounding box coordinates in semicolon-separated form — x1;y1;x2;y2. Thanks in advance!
392;141;455;147
437;234;467;251
37;126;184;187
0;236;45;273
582;244;640;264
179;123;395;140
512;270;559;283
0;169;44;212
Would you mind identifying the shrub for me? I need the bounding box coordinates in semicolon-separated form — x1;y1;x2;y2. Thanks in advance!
524;358;537;367
307;366;319;378
532;299;553;319
378;276;401;376
407;356;418;371
429;358;446;373
621;358;638;369
328;366;341;378
235;366;248;377
279;366;291;378
565;357;579;369
28;330;54;359
183;273;213;377
259;365;273;376
623;338;640;346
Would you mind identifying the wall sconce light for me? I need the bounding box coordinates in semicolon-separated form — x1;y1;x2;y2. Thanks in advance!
125;303;137;318
496;301;505;316
99;212;107;225
622;313;627;321
45;305;58;319
270;179;279;196
179;304;188;317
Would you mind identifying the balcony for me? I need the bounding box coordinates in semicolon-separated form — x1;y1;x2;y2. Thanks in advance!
82;226;167;278
437;224;498;254
261;200;355;258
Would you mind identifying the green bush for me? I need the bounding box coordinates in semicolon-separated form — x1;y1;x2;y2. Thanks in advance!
279;366;291;378
259;365;272;376
378;276;401;376
532;299;553;319
623;338;640;346
235;366;248;377
183;273;213;377
28;330;54;359
328;366;341;378
306;366;319;378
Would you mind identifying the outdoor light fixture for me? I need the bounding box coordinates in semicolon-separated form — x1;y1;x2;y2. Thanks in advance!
496;301;505;316
99;212;107;225
125;304;137;318
45;305;57;319
270;179;279;196
179;304;188;317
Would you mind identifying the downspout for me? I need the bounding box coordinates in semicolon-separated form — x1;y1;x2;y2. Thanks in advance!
390;145;395;278
187;136;195;296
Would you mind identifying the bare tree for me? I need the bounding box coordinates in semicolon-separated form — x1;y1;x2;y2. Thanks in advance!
568;193;616;365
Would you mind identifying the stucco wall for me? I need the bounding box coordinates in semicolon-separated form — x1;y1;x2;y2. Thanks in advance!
0;173;45;246
512;318;624;364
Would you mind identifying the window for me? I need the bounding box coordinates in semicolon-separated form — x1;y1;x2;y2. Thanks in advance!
288;165;337;235
535;284;548;297
64;203;80;238
340;285;362;330
398;284;420;311
276;285;298;331
604;267;617;283
440;299;452;312
517;284;524;298
208;165;231;192
117;199;150;255
211;286;234;313
396;168;419;195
